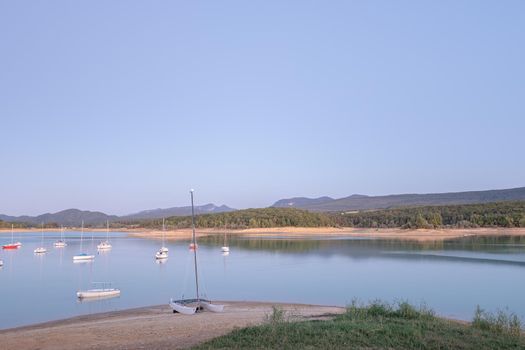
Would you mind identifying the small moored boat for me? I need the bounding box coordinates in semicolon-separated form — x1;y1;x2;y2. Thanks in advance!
77;282;120;299
73;221;94;261
97;221;112;250
34;223;47;254
3;225;22;250
155;250;168;260
54;227;67;247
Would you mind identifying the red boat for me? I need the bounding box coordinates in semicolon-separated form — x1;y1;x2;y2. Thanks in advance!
2;242;21;250
3;225;22;249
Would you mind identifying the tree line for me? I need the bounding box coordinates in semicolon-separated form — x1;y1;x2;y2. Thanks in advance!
332;201;525;229
129;201;525;230
4;201;525;230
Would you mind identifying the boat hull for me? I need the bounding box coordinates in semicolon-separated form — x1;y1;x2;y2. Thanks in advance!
3;243;21;250
77;289;120;299
169;299;224;314
169;299;197;315
73;254;95;261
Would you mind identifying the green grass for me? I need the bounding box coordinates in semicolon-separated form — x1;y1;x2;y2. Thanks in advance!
193;301;525;350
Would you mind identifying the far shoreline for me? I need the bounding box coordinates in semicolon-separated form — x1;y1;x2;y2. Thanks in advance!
2;226;525;242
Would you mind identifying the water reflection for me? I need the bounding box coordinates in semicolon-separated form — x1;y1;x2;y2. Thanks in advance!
1;231;524;329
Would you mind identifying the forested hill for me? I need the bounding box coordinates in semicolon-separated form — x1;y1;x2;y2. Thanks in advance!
272;187;525;212
127;208;335;229
127;201;525;230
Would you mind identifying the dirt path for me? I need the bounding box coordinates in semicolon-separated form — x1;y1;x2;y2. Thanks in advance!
0;302;345;350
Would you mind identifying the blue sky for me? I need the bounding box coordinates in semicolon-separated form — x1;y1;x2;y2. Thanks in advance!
1;1;524;216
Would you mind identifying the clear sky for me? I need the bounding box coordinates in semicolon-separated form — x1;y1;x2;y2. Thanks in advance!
1;1;524;216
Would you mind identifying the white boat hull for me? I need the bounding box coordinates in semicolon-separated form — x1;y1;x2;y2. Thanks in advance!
73;254;95;261
200;301;224;313
160;247;169;253
170;299;197;315
34;248;47;254
155;251;168;259
221;246;230;252
54;242;67;247
77;288;120;299
97;242;111;250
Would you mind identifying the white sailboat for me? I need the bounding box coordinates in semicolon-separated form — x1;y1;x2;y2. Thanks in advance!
169;189;224;315
34;223;47;254
97;221;112;250
54;226;67;247
155;218;168;259
73;221;94;261
77;281;120;299
221;232;230;253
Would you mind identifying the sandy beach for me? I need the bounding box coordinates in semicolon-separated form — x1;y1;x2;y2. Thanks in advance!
0;302;344;350
127;226;525;242
3;226;525;242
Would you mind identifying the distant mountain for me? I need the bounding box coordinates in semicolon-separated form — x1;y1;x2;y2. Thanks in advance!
272;196;334;208
0;203;236;226
272;187;525;212
121;203;236;221
0;209;118;226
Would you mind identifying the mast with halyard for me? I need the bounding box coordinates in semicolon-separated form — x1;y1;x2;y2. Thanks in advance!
169;189;224;315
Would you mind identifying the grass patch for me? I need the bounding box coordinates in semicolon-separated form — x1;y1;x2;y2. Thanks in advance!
193;301;525;350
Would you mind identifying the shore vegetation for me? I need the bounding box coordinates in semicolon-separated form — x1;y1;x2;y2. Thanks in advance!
194;301;525;350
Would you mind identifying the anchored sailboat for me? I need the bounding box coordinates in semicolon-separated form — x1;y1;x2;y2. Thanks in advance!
169;189;224;315
97;221;112;250
77;281;120;299
73;221;94;261
221;232;230;253
155;218;169;260
54;226;67;247
34;223;47;254
2;224;22;250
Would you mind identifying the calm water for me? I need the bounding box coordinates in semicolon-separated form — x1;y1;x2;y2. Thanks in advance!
1;231;524;329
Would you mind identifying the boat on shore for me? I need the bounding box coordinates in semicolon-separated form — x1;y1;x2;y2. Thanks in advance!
3;225;22;250
170;190;224;315
77;282;120;299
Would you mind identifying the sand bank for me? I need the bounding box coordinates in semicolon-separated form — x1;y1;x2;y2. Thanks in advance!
0;302;344;350
129;227;525;242
2;226;525;242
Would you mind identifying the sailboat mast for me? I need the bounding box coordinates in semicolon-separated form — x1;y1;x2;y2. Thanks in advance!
190;189;200;301
80;220;84;252
11;224;14;243
162;218;165;246
107;220;109;241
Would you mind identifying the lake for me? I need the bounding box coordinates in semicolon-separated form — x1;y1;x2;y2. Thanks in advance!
1;230;524;329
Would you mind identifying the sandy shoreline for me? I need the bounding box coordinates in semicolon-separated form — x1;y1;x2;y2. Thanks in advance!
127;226;525;242
2;226;525;242
0;302;345;350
